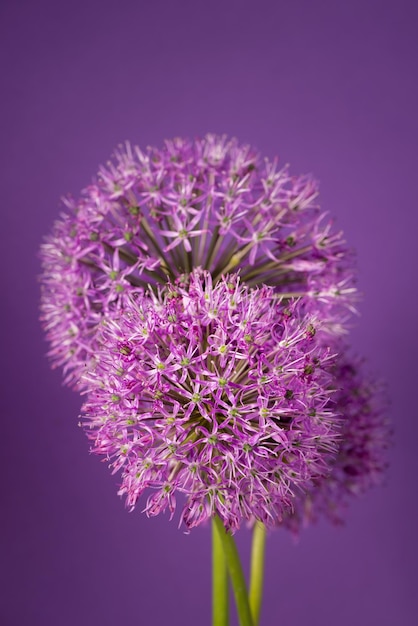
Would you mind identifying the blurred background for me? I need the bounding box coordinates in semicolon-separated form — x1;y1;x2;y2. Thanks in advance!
1;0;417;624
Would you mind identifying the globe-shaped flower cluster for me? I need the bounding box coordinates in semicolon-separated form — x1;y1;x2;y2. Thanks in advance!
40;134;388;531
281;354;390;532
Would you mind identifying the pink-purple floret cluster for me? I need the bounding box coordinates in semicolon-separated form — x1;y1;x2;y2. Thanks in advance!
40;135;389;532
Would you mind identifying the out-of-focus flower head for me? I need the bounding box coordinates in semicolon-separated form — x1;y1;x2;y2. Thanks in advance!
81;270;340;531
40;135;356;388
280;352;391;533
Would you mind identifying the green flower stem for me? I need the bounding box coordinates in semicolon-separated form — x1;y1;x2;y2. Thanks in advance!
249;522;266;626
212;516;229;626
213;515;254;626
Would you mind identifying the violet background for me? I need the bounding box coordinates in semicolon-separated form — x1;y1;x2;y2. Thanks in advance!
1;0;417;624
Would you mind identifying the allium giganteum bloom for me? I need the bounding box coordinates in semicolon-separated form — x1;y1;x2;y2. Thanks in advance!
281;353;390;532
82;271;338;530
40;134;388;532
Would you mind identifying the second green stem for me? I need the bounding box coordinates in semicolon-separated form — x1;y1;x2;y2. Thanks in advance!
249;521;266;626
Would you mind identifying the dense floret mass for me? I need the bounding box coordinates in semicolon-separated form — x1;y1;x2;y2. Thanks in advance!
281;353;390;531
40;135;355;388
40;135;389;531
81;271;340;531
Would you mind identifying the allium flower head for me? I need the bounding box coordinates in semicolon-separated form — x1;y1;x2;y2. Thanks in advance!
82;270;340;531
38;135;378;531
40;135;356;388
281;352;391;532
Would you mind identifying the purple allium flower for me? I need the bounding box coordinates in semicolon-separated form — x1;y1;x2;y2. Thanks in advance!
39;135;377;532
280;352;391;532
40;135;356;388
80;270;340;531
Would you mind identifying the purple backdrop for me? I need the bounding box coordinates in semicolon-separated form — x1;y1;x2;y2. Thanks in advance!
1;1;417;624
